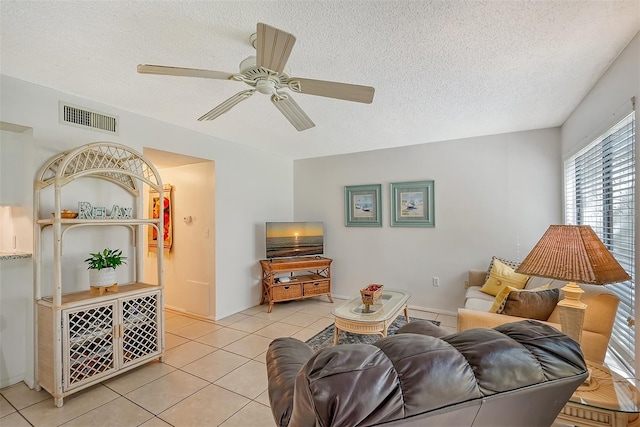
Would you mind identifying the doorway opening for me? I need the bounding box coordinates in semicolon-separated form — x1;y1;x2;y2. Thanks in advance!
143;147;216;320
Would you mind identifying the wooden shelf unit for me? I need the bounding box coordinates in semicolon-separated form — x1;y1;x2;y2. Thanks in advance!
260;257;333;312
33;142;166;407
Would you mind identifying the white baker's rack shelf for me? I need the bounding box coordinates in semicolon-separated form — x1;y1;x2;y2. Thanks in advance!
33;142;165;407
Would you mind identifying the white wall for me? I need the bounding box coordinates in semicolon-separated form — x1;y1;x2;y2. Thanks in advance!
0;128;34;389
294;128;562;314
0;74;293;386
560;32;639;374
0;257;33;388
145;161;217;319
0;129;33;255
562;32;639;159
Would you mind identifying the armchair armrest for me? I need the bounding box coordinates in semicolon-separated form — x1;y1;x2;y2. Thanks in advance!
457;308;555;332
266;338;315;427
458;308;608;363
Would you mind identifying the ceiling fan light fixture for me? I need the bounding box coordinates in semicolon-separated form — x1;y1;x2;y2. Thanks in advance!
256;79;278;95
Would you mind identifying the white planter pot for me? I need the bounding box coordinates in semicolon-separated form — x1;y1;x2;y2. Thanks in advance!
89;269;117;288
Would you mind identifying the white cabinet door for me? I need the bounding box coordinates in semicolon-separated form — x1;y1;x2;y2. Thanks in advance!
63;301;118;390
120;291;161;368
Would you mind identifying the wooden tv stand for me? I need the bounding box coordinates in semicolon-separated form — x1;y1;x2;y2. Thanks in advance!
260;257;333;312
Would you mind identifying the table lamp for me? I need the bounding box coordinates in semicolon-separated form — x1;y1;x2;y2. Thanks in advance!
515;225;630;343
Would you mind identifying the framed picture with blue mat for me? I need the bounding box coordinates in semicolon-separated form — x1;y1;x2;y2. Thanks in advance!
344;184;382;227
390;180;435;227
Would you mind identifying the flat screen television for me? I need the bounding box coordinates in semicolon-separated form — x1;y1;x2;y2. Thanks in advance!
266;222;324;259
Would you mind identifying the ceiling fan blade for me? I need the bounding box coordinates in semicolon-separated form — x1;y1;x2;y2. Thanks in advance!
137;64;234;80
256;23;296;74
271;94;315;131
198;89;255;121
289;78;375;104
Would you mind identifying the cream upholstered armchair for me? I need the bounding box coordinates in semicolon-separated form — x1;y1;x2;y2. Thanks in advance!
458;268;620;364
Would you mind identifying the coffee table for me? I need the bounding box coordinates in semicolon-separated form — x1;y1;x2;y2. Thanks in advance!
332;290;410;345
556;360;640;427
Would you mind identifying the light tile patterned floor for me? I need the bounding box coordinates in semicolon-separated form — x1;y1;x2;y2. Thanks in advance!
0;298;453;426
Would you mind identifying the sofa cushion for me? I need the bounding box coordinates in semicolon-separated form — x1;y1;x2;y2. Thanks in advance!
465;286;495;302
498;288;560;321
484;256;521;282
465;286;494;311
490;285;516;313
489;284;551;313
480;259;530;296
465;297;494;312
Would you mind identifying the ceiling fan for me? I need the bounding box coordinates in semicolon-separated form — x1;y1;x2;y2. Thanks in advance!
137;23;375;132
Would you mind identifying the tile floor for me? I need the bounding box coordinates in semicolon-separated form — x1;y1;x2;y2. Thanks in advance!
0;298;457;427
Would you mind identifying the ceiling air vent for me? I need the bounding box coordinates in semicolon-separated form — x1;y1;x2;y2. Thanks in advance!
59;102;118;135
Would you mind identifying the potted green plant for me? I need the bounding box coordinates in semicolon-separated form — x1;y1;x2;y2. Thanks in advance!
85;248;127;288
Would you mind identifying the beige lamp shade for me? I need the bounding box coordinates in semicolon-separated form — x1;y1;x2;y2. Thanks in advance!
515;225;630;285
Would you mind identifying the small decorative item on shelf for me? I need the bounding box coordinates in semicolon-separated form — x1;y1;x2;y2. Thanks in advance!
84;248;127;295
51;210;79;219
360;284;384;311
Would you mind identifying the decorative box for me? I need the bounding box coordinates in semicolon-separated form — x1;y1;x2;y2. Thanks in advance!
360;284;384;307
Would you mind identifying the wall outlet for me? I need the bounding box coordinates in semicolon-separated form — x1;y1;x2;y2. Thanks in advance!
433;277;440;287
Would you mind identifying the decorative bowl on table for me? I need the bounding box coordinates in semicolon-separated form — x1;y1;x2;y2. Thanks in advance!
361;284;384;307
52;210;79;219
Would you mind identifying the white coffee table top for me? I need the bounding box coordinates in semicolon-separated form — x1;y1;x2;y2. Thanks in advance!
332;290;411;323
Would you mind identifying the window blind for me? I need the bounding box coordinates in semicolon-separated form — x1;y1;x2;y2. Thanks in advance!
564;111;635;374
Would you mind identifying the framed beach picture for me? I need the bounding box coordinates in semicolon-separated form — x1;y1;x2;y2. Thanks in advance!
390;180;435;227
344;184;382;227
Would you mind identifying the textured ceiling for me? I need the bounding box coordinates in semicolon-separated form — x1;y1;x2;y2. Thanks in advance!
1;1;638;160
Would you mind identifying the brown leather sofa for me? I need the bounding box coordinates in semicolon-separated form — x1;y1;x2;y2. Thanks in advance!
266;320;588;427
